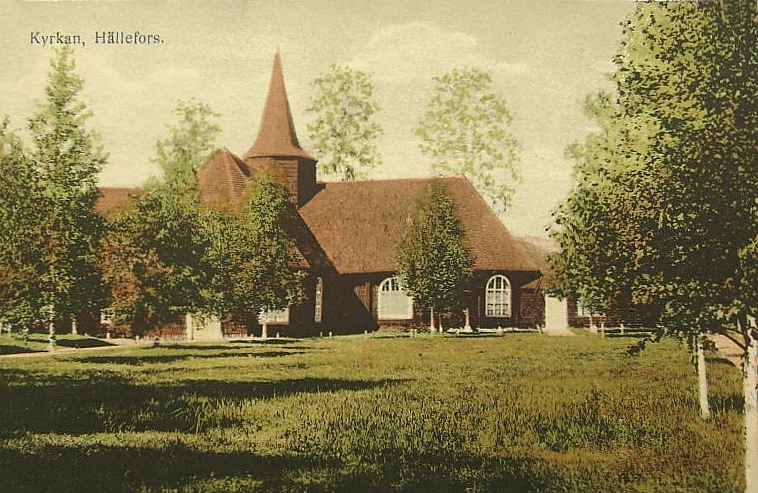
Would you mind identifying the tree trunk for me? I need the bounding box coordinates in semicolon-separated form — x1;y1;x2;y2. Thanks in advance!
464;308;471;331
47;305;56;350
696;338;711;419
430;307;435;333
744;320;758;493
261;320;268;340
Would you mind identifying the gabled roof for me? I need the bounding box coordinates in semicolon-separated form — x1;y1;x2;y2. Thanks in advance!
243;52;314;161
96;187;135;216
196;148;249;207
298;176;539;275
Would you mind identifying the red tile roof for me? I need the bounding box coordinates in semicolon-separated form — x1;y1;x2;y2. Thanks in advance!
242;52;314;161
298;176;539;275
96;187;135;216
196;148;249;207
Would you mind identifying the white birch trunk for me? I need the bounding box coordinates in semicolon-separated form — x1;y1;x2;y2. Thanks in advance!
430;307;435;333
47;305;55;350
464;308;471;331
261;320;268;340
696;339;711;419
744;322;758;493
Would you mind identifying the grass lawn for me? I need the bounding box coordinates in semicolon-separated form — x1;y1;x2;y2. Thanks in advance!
0;332;744;493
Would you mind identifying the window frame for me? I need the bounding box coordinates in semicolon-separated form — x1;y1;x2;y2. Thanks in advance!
259;307;290;324
485;274;512;318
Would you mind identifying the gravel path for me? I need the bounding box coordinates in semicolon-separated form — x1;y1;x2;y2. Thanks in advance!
711;334;744;368
0;338;149;359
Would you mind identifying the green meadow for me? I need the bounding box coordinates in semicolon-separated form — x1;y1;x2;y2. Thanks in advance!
0;332;744;493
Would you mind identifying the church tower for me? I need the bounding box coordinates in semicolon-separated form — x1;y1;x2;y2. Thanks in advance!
243;52;318;207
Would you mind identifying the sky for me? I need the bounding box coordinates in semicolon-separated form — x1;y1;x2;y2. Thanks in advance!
1;0;636;239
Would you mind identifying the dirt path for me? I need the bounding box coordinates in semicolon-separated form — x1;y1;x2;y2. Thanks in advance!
710;334;743;367
0;339;149;359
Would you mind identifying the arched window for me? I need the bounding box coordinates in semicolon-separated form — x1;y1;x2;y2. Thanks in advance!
486;275;511;318
378;276;413;320
314;277;323;323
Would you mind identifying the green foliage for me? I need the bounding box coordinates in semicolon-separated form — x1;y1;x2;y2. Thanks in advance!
396;181;473;314
100;187;212;332
306;64;383;181
549;91;663;319
204;172;305;319
27;46;107;324
0;335;742;492
100;99;220;331
550;0;758;344
415;67;520;213
154;98;220;188
0;118;48;326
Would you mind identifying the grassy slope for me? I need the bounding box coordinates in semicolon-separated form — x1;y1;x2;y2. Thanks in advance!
0;333;744;493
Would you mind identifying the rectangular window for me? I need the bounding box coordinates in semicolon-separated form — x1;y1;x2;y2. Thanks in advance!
259;308;289;324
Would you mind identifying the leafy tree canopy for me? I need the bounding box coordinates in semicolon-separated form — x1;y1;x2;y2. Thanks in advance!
306;64;382;181
415;67;520;213
0;118;47;326
154;98;220;189
100;188;212;332
204;171;305;321
100;99;220;332
28;46;107;324
397;180;474;314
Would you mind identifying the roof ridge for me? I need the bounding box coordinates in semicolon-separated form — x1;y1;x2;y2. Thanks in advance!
319;175;466;186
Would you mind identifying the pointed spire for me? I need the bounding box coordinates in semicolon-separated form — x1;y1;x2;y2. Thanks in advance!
244;51;314;161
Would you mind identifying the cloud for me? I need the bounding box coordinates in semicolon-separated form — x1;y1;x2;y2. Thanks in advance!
348;22;530;84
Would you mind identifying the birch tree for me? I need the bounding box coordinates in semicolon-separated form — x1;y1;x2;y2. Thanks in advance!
396;181;473;331
552;1;758;488
154;98;220;188
415;67;520;213
28;47;106;345
306;64;382;181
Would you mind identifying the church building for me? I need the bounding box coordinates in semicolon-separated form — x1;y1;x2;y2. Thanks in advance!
100;53;544;337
